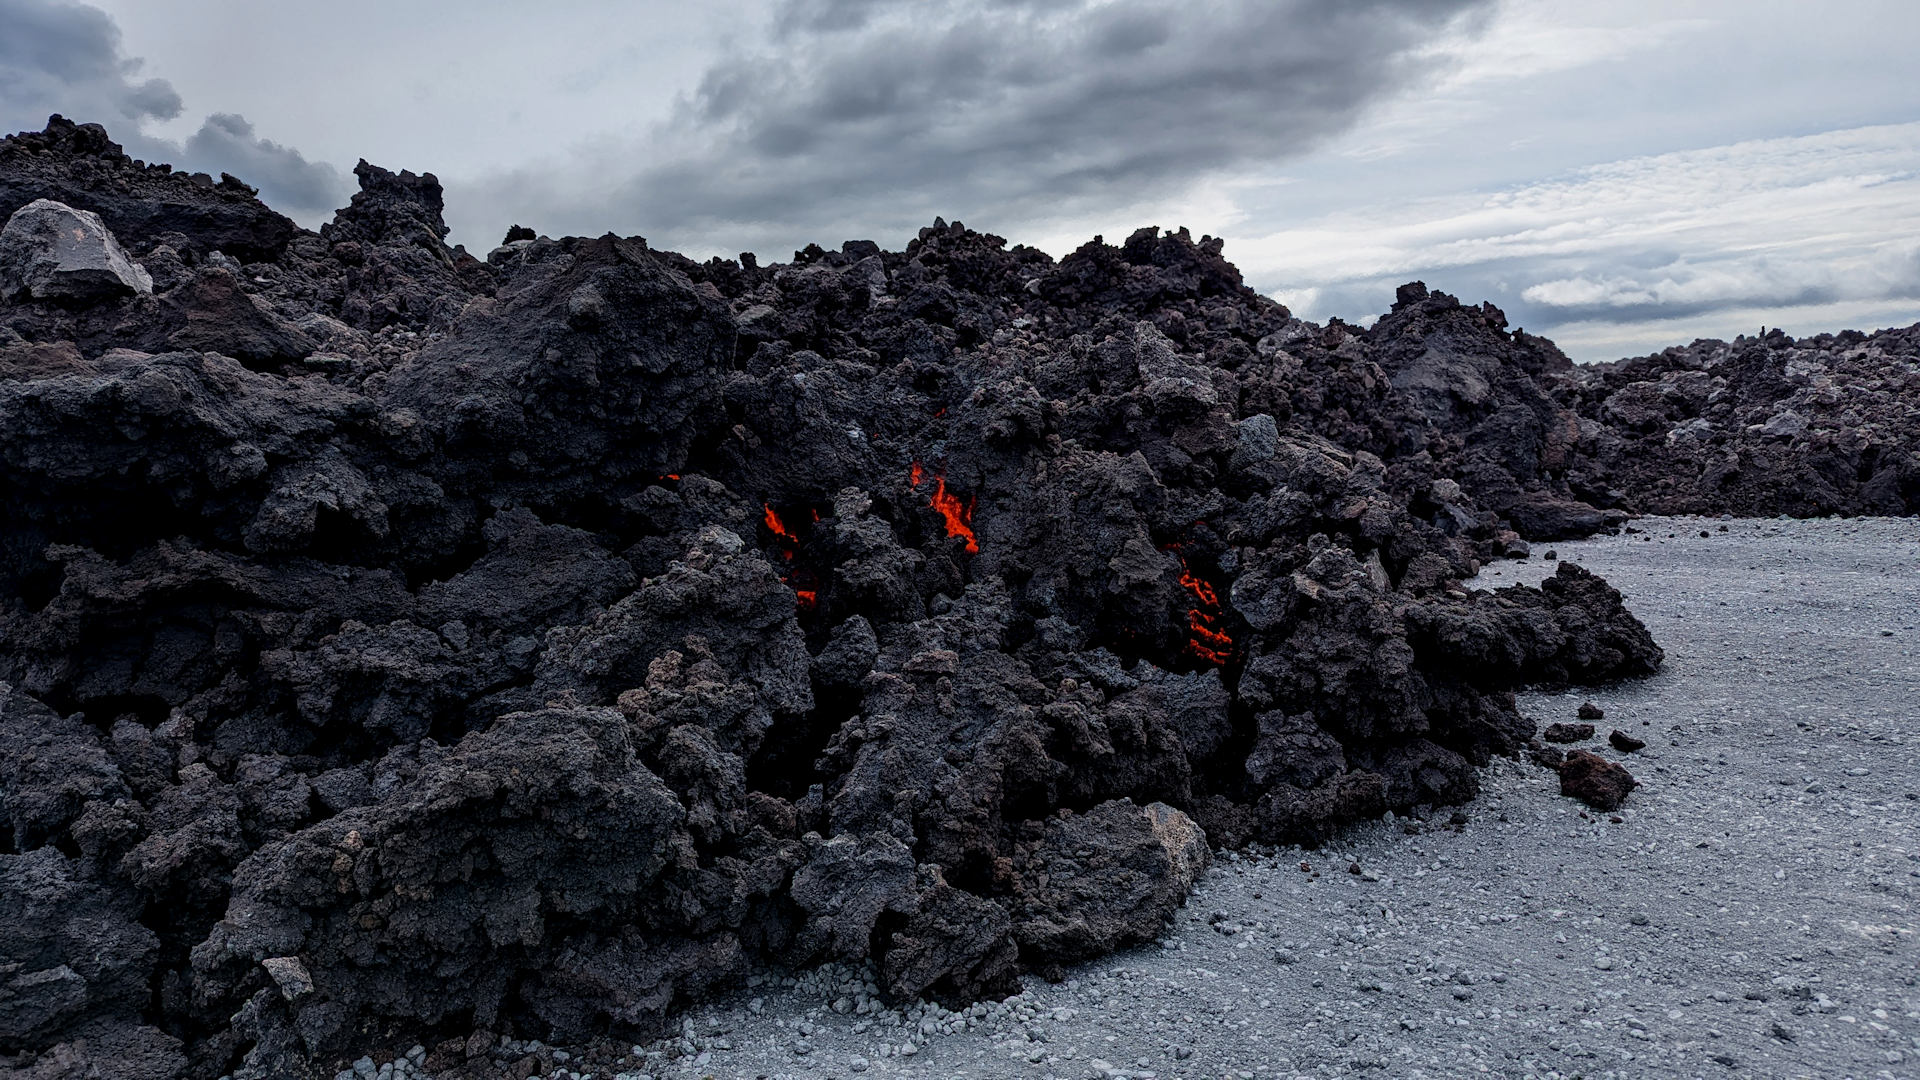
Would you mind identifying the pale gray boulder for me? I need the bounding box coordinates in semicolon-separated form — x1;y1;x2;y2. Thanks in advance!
0;198;152;300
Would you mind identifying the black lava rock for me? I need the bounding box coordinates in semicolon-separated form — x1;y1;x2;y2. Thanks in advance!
1544;722;1597;743
1560;750;1638;810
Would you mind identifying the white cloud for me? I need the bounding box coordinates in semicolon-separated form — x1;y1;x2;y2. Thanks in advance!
1227;122;1920;355
1239;123;1920;280
1270;286;1323;321
1520;241;1920;313
1434;4;1712;90
1330;3;1713;164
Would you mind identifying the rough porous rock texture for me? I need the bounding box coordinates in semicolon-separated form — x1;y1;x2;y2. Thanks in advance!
0;199;154;301
0;116;295;262
1557;748;1638;811
0;112;1902;1078
1558;326;1920;518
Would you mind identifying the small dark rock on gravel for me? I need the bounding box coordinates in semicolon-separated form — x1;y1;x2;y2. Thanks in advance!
1560;748;1638;809
1577;701;1605;720
1609;728;1647;752
1543;721;1596;743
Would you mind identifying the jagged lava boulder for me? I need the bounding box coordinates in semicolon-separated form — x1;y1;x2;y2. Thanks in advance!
0;199;153;301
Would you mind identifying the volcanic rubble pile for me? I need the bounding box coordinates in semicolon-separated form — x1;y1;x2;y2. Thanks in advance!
1552;324;1920;518
0;114;1908;1078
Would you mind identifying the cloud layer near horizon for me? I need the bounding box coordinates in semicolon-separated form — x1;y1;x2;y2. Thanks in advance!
1242;122;1920;355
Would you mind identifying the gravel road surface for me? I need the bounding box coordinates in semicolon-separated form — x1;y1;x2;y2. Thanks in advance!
414;516;1920;1080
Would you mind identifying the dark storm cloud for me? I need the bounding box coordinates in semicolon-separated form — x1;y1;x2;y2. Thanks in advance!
0;0;350;223
636;0;1490;234
0;0;182;130
774;0;910;35
177;113;347;217
469;0;1493;253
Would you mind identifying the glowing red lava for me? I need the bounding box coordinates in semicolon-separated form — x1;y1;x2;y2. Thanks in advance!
1173;551;1233;666
929;477;978;553
909;463;979;553
764;502;820;608
763;503;797;559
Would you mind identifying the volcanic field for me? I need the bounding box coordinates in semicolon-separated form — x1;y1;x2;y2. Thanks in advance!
0;115;1915;1079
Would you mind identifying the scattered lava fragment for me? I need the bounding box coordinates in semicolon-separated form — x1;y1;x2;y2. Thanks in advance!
909;461;925;488
1172;549;1234;666
794;588;818;611
929;476;979;553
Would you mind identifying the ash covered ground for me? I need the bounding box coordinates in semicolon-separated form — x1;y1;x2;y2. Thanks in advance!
0;116;1915;1079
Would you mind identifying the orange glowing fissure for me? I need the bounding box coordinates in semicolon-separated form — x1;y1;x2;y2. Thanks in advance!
929;477;979;553
908;462;978;553
763;503;818;609
763;504;798;556
1174;552;1234;666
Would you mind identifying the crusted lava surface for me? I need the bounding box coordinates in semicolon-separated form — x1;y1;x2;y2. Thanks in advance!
0;114;1908;1079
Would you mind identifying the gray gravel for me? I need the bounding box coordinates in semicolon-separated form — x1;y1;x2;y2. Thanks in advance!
504;516;1920;1080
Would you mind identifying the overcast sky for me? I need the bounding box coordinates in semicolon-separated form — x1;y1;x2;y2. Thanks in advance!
4;0;1918;360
